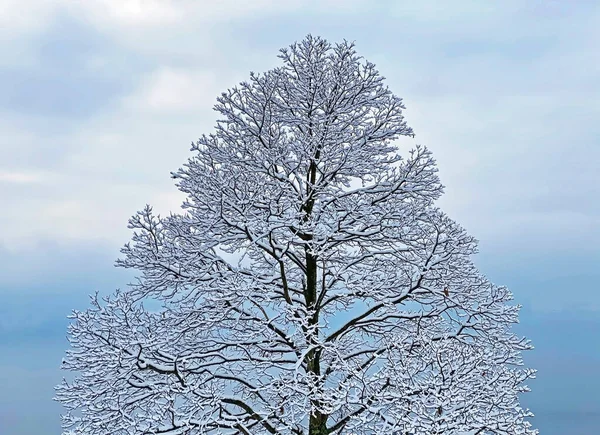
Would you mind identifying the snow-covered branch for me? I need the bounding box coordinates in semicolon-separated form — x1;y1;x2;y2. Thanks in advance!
56;35;536;435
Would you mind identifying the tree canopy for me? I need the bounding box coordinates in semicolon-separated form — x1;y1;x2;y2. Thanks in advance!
56;35;536;435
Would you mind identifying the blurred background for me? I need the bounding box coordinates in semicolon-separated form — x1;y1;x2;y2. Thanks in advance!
1;1;598;433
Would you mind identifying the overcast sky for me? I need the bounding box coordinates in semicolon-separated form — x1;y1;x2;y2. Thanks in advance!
1;1;599;434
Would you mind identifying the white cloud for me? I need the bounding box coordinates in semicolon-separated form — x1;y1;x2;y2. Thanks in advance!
70;0;372;30
81;0;186;27
123;67;221;113
0;0;61;37
0;177;186;250
0;171;46;184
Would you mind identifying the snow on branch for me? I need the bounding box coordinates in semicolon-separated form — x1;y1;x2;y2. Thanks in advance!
56;35;536;435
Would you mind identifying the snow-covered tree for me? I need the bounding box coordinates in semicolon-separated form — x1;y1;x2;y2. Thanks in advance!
56;36;536;434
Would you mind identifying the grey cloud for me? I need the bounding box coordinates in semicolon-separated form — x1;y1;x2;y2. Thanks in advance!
0;12;150;123
476;250;600;312
0;240;132;293
0;68;123;118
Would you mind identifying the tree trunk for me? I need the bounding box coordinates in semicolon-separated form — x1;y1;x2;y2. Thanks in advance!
305;251;328;435
309;414;329;435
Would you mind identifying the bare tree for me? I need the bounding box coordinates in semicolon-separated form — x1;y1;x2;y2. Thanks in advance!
56;35;536;435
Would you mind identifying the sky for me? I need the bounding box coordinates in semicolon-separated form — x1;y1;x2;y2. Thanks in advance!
0;1;598;433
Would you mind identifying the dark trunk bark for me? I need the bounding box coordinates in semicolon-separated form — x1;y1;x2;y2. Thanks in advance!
305;251;328;435
309;414;329;435
305;118;328;434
